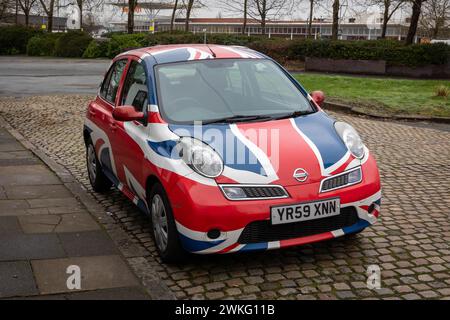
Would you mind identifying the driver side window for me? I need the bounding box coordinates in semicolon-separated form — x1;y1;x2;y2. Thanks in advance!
121;60;148;112
100;59;127;104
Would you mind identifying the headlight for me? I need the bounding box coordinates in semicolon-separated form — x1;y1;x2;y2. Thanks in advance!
334;122;365;159
179;137;224;178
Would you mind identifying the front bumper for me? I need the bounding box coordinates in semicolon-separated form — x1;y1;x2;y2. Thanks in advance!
166;156;381;254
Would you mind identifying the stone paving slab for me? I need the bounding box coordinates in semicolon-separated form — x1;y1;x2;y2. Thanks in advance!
26;197;80;208
0;261;38;298
58;231;119;257
0;165;61;186
0;216;22;234
31;255;140;295
0;126;150;300
0;186;6;199
0;150;34;160
0;142;25;152
18;213;100;233
4;185;72;200
0;233;66;261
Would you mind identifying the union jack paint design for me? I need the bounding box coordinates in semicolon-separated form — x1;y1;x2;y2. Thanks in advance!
84;44;382;255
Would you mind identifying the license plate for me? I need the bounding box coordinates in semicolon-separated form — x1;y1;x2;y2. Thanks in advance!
271;198;340;225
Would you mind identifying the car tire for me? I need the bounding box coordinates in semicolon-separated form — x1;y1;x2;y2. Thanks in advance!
86;138;112;192
148;182;186;263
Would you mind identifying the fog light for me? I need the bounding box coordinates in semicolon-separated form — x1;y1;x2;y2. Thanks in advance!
221;186;246;200
207;229;221;240
347;168;362;184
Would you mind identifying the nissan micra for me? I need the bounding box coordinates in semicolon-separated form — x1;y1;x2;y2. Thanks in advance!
84;44;381;262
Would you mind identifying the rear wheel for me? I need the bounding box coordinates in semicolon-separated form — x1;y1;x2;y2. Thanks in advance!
148;182;186;263
86;139;112;192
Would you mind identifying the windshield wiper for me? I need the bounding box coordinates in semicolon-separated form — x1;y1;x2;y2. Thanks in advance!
272;110;313;120
202;115;274;125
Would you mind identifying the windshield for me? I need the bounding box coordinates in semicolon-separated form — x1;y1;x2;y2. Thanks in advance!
155;59;315;124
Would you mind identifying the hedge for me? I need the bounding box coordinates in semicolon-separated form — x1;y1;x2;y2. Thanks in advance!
1;26;449;67
54;31;92;57
0;26;42;55
26;33;61;56
83;33;449;67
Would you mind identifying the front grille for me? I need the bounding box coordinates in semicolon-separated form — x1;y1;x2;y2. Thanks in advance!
242;186;287;198
238;207;359;244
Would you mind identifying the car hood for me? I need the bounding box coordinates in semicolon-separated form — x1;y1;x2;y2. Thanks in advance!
167;111;356;186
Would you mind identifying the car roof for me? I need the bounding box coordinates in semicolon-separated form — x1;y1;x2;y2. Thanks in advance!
118;44;267;64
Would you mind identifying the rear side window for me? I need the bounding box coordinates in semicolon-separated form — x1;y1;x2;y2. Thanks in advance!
100;59;127;104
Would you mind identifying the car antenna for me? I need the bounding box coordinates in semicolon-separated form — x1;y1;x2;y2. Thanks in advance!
207;45;217;58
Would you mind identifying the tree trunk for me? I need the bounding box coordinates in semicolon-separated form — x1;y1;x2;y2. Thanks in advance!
24;9;29;26
47;0;54;32
185;0;194;32
242;0;247;34
170;0;178;33
78;1;83;30
261;14;266;35
331;0;339;40
15;0;18;25
381;0;389;38
405;0;422;45
127;0;136;34
307;0;314;37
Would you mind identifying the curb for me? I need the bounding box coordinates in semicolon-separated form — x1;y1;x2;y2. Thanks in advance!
0;115;176;300
323;101;450;124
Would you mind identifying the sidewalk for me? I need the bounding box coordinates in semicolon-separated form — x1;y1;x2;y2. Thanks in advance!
0;125;149;299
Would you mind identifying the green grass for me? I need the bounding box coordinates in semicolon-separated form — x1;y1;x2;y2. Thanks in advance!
294;73;450;118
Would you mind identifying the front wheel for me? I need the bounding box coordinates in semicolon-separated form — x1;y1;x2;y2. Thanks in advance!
86;139;112;192
148;182;186;263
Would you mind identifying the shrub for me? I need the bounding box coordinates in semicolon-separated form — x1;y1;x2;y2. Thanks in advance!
284;39;449;67
54;31;92;57
26;34;61;56
0;26;42;55
435;85;449;98
106;33;149;58
82;39;110;58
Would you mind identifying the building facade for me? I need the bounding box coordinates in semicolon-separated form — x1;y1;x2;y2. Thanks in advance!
155;18;414;41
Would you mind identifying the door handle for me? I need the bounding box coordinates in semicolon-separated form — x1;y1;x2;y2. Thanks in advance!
89;110;96;117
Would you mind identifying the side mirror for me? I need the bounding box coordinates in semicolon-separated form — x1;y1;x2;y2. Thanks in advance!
112;105;145;123
311;91;325;107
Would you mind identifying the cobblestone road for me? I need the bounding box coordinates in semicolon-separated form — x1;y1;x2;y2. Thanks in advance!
1;95;449;300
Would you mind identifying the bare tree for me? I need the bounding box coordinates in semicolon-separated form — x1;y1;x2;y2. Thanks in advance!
250;0;293;35
405;0;426;44
243;0;248;34
170;0;178;32
218;0;249;34
331;0;339;39
18;0;38;25
0;0;15;22
72;0;103;30
307;0;314;36
127;0;137;33
184;0;194;32
38;0;55;31
420;0;449;38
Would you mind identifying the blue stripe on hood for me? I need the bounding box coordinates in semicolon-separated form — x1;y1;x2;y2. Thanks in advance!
293;112;348;169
